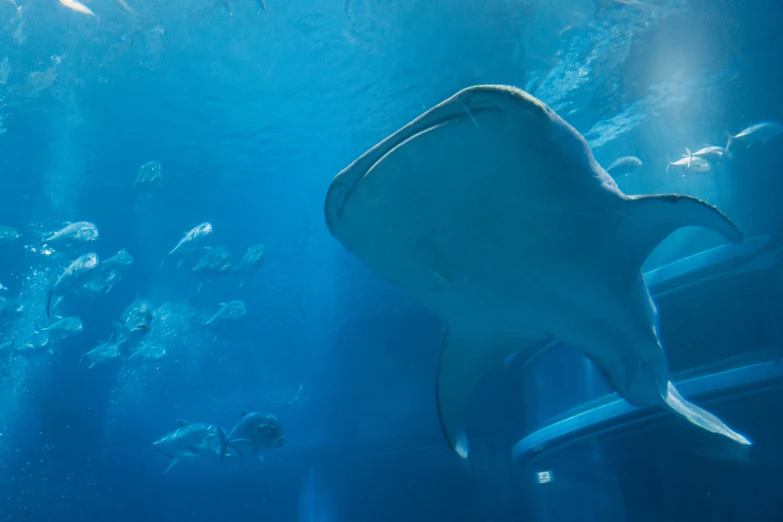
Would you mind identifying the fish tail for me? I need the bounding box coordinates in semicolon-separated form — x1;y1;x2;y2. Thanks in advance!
46;292;53;317
217;427;230;463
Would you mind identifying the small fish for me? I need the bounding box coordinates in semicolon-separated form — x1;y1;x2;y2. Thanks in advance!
726;121;783;150
135;161;161;191
45;221;99;250
126;342;166;366
47;252;100;316
226;410;285;460
692;145;732;161
605;156;642;177
114;0;135;14
59;0;96;17
168;223;213;265
235;244;265;287
0;296;23;323
0;226;21;244
202;300;247;329
149;420;236;473
191;246;232;292
0;338;15;353
100;249;134;292
666;148;712;175
80;335;123;369
39;316;83;341
117;298;154;339
23;330;52;356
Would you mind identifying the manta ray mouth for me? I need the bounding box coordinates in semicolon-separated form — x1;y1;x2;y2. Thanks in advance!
324;99;500;237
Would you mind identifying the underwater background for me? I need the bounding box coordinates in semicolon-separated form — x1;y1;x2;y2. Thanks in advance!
1;0;782;521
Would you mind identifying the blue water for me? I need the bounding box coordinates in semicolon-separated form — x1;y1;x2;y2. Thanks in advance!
1;0;782;520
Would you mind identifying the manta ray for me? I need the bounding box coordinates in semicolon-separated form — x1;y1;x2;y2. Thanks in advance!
324;85;751;459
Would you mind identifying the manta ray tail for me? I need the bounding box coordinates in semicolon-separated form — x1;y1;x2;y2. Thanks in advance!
662;381;751;445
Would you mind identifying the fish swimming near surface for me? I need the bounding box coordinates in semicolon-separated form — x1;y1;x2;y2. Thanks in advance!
191;246;232;293
726;121;783;150
114;0;135;15
202;300;247;329
666;148;711;175
149;420;236;474
605;156;642;177
226;411;285;461
235;244;265;288
44;221;99;250
47;252;100;317
59;0;96;16
324;84;751;460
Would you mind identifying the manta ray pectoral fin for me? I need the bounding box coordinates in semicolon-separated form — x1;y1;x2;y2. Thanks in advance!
662;381;752;445
436;328;552;460
623;194;743;272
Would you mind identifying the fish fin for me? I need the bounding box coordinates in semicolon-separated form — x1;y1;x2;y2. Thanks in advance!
175;419;190;427
240;410;247;417
217;427;229;463
197;282;203;294
239;279;244;289
158;259;165;271
88;362;96;369
163;459;178;474
177;260;184;269
436;328;550;460
665;154;671;173
623;194;742;273
662;381;751;445
725;131;733;151
685;148;692;168
231;438;252;446
218;302;226;307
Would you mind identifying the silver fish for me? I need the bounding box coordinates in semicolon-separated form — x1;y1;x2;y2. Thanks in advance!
149;420;235;473
47;252;100;316
45;221;99;249
726;121;783;150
